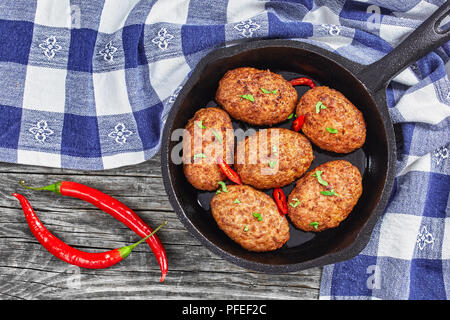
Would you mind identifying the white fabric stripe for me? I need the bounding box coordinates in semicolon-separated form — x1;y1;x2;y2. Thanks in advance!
396;81;450;125
145;0;190;25
397;153;431;177
442;217;450;259
149;56;191;102
377;213;422;260
102;151;145;169
226;0;268;23
17;149;61;168
34;0;71;28
98;0;141;33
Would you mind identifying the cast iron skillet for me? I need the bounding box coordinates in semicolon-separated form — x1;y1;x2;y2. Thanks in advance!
161;3;450;273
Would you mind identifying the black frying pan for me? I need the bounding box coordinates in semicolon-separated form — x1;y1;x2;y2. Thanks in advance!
161;3;450;273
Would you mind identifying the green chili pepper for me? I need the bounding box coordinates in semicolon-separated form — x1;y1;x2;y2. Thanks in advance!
315;101;327;114
253;212;262;221
320;189;338;196
193;153;206;160
217;181;228;193
326;127;338;134
309;222;319;230
197;121;206;129
289;198;300;208
240;94;254;102
312;170;328;186
212;129;222;143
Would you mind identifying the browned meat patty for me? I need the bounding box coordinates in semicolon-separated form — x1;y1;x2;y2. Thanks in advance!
210;185;290;252
234;128;314;189
287;160;363;232
183;107;234;191
215;67;298;126
296;86;366;154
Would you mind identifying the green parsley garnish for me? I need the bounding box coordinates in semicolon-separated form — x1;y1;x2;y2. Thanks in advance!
211;129;222;143
326;127;338;134
268;160;277;168
271;145;278;156
289;198;300;208
240;94;255;102
243;225;249;232
197;120;206;129
261;88;278;94
320;189;338;196
233;198;241;204
315;101;327;114
253;212;263;221
309;222;319;230
311;170;328;186
193;153;206;160
217;181;228;193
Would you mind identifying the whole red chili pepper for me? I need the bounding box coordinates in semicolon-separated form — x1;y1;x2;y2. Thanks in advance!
292;115;305;132
289;77;316;89
19;180;168;282
217;157;242;185
12;193;167;269
273;188;288;215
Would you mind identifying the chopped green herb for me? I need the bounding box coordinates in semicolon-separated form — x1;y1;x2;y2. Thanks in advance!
240;94;255;102
217;181;228;193
287;113;295;119
326;127;338;134
271;145;278;156
315;101;327;114
268;160;277;168
253;212;263;221
211;129;223;143
243;225;249;232
193;153;206;160
197;120;206;129
309;222;319;230
289;198;300;208
320;189;338;196
311;170;329;186
233;198;241;204
261;88;277;94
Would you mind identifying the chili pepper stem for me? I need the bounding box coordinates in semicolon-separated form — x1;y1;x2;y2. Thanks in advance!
118;221;168;259
19;180;62;194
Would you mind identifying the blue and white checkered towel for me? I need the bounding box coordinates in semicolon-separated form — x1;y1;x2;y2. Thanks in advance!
0;0;448;299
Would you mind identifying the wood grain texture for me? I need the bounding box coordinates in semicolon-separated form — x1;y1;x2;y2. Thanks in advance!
0;152;321;300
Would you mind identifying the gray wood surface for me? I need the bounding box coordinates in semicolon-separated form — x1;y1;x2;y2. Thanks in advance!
0;152;321;300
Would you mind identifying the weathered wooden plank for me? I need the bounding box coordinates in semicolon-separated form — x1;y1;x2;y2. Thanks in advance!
0;239;321;300
0;153;322;300
0;267;321;300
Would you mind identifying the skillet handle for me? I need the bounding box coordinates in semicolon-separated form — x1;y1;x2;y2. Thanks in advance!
358;1;450;93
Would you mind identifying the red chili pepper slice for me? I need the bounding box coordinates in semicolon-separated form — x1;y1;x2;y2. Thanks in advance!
12;193;167;269
19;180;168;282
217;157;242;185
273;188;288;215
292;115;305;132
289;77;316;89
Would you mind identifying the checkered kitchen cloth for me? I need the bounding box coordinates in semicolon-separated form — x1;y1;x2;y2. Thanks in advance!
0;0;449;298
